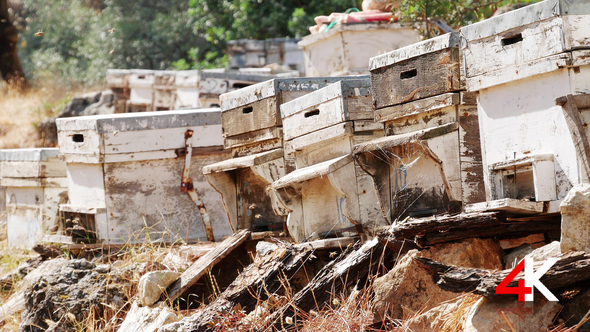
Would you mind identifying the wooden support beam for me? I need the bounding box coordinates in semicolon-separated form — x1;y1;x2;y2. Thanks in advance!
165;230;250;303
415;251;590;296
556;94;590;182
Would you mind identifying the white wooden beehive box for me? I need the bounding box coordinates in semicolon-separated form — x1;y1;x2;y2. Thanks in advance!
461;0;590;91
299;22;419;77
127;70;155;112
56;109;232;244
459;0;590;212
271;78;387;242
220;76;346;157
355;92;485;221
106;69;132;113
173;70;201;110
0;148;67;249
370;32;463;110
153;71;176;111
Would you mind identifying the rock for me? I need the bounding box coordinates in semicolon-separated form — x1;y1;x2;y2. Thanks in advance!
118;301;179;332
560;184;590;253
137;270;181;306
463;295;561;331
524;241;560;262
19;259;129;331
161;243;215;271
0;258;67;325
372;238;503;321
503;244;534;269
37;90;115;145
256;241;278;257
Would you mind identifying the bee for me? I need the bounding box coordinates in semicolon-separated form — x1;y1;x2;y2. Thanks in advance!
109;49;115;55
34;29;43;37
329;251;338;258
108;28;116;34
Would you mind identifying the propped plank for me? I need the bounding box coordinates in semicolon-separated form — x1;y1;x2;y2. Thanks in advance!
295;236;359;251
416;251;590;297
166;229;251;302
168;242;313;331
271;238;395;328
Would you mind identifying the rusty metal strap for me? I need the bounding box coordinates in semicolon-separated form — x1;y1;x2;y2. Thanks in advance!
181;129;215;241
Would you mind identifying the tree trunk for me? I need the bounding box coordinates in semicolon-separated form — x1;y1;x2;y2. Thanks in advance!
0;0;27;87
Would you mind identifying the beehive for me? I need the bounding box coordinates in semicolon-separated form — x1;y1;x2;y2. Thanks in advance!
56;109;231;244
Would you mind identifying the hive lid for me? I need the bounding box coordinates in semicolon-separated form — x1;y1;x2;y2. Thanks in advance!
271;154;353;189
280;77;371;119
56;108;222;133
220;77;347;111
460;0;589;42
369;32;461;71
0;148;60;162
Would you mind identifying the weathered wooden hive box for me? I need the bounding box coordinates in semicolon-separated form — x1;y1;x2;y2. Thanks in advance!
203;77;343;235
56;109;232;244
106;69;131;113
0;148;67;249
271;77;386;242
127;70;155;112
173;70;201;109
153;71;176;111
299;22;419;77
354;32;485;222
197;69;285;109
460;0;590;213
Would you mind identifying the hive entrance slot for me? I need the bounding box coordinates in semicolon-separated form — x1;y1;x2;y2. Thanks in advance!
242;106;253;114
233;83;250;89
72;134;84;143
400;69;417;80
304;109;320;118
502;34;523;46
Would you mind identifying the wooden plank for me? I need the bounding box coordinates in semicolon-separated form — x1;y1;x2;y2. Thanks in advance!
384;105;458;135
371;48;461;109
284;122;353;155
377;212;561;248
458;105;486;204
295;236;358;250
376;93;460;123
221;97;279;137
465;198;544;214
166;242;313;329
416;251;590;297
223;127;282;150
557;94;590;181
166;229;251;302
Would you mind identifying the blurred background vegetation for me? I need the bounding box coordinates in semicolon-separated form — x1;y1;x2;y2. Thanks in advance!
6;0;541;87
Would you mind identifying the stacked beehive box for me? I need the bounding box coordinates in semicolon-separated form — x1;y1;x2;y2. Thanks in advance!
299;22;419;77
106;69;132;113
173;70;201;109
153;71;177;111
56;109;231;244
271;77;386;242
203;77;343;234
354;32;486;222
460;0;590;213
0;148;67;249
127;70;156;112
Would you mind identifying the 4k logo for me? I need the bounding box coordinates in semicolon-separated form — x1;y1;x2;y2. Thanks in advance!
495;258;559;302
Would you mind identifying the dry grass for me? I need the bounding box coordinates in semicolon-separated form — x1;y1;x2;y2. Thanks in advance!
0;81;90;149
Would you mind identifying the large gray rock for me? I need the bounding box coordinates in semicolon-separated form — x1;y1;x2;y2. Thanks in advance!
37;90;116;145
137;270;180;306
19;259;130;332
560;184;590;253
118;301;179;332
464;296;561;331
372;238;503;321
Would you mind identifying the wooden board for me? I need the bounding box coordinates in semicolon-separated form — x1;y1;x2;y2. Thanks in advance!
458;106;486;204
371;48;461;109
465;198;544;214
221;97;279;137
165;229;251;302
223;126;282;150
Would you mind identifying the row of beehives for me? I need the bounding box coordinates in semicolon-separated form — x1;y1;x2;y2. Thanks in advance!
203;0;590;243
105;68;299;114
2;0;589;249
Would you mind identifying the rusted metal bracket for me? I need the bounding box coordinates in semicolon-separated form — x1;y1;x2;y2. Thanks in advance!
181;129;215;241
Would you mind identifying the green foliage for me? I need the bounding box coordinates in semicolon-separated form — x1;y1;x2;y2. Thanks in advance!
184;0;360;69
17;0;207;86
396;0;543;38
